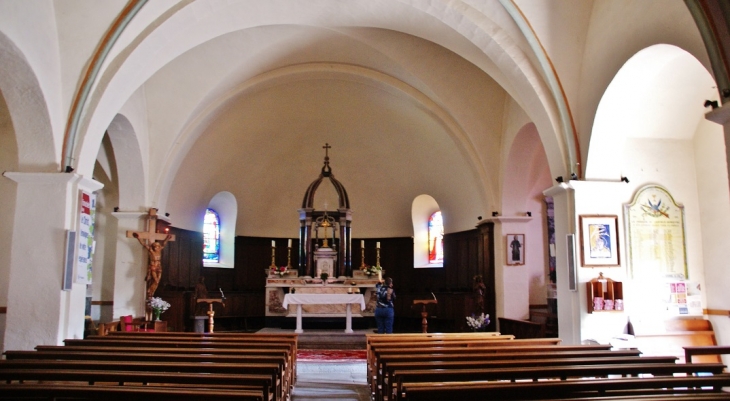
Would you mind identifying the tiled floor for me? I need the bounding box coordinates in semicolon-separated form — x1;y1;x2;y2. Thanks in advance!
292;361;370;401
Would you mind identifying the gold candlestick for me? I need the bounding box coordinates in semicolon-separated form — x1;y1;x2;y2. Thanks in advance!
287;246;292;269
269;243;277;269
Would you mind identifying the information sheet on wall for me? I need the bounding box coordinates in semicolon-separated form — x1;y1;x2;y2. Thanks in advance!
624;185;688;280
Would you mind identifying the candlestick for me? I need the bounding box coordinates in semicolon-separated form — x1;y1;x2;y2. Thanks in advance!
288;239;292;248
287;246;292;269
269;241;276;269
360;240;364;248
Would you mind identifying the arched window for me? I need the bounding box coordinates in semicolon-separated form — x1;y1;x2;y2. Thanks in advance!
428;211;444;264
203;208;220;263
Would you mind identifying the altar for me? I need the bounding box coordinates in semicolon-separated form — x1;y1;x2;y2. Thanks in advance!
283;293;365;333
265;271;380;318
264;144;384;329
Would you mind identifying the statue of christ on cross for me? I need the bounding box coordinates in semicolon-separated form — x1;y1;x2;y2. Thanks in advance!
127;208;175;298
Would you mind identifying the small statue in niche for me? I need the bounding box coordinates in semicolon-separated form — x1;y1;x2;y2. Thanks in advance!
473;274;486;314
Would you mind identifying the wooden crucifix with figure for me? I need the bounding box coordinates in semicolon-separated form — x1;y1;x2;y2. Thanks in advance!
127;208;175;298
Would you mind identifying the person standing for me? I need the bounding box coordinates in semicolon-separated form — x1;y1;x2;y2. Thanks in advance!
375;277;396;334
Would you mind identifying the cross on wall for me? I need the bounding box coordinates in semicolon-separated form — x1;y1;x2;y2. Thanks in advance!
126;208;176;244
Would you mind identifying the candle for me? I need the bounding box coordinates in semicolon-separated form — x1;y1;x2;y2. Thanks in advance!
361;240;364;248
288;239;292;248
376;242;380;249
271;240;275;247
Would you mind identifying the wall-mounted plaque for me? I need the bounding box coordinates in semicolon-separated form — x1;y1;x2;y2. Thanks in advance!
624;185;688;279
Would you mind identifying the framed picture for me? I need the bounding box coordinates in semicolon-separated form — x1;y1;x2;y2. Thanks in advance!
506;234;525;265
579;215;620;267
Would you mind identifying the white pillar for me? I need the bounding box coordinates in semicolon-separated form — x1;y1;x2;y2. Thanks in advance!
112;212;148;319
3;172;102;350
544;183;581;345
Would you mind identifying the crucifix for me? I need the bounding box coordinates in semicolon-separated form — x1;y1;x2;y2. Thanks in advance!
127;208;176;299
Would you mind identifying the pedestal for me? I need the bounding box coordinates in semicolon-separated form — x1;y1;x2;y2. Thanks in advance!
413;299;438;333
196;298;224;333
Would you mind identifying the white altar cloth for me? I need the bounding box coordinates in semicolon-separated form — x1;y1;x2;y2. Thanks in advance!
282;294;366;333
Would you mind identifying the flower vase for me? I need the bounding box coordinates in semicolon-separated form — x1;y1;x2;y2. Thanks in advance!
153;309;161;321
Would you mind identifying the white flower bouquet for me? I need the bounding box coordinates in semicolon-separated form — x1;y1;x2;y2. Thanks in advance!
466;313;490;331
148;297;170;313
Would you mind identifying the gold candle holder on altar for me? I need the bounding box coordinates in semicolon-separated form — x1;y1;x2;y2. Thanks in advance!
376;243;383;281
359;239;367;269
269;240;277;270
286;239;293;270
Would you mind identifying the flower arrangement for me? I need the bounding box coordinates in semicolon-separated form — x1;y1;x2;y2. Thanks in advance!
147;297;170;321
320;272;329;281
466;313;490;331
270;265;289;277
363;265;382;277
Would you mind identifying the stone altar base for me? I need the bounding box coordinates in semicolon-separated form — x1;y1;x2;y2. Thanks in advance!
258;327;369;350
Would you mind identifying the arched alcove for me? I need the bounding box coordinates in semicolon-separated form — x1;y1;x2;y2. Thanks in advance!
205;191;237;268
412;194;441;268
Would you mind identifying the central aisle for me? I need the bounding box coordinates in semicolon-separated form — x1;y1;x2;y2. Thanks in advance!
291;361;370;401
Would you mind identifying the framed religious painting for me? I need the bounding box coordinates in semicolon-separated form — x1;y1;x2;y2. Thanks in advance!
579;215;620;267
506;234;525;265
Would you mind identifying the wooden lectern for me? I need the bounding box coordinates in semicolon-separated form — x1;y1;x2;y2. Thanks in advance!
412;299;437;333
196;298;225;333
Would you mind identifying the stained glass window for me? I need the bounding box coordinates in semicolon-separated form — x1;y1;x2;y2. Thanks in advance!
428;211;444;264
203;208;220;263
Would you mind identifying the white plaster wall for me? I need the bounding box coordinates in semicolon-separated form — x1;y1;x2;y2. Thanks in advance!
164;77;488;239
694;117;730;357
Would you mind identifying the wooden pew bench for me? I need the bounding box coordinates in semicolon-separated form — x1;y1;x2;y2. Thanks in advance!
3;352;286;401
391;362;726;401
0;358;278;400
0;368;273;401
399;374;730;401
367;337;563;386
0;383;265;400
498;316;546;339
370;344;619;395
685;345;730;364
380;355;677;401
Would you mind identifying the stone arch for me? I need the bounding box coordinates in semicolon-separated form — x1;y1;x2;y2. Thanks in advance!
0;31;55;171
586;44;719;179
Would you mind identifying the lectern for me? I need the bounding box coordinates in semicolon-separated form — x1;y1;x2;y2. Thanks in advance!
412;299;437;333
196;298;225;333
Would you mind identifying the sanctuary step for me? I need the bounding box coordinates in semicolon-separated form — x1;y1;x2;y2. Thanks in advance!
259;328;368;350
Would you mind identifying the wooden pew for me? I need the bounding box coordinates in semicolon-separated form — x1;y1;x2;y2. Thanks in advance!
19;343;294;396
0;358;280;400
371;345;641;398
685;345;730;364
62;337;297;389
381;356;678;401
367;336;561;386
399;374;730;401
0;383;265;400
498;316;546;338
370;343;618;394
392;362;727;401
0;368;273;401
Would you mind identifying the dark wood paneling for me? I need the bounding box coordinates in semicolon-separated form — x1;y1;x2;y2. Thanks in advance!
157;227;495;333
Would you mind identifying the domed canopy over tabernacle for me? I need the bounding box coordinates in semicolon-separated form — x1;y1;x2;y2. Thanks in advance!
301;143;350;209
298;144;352;277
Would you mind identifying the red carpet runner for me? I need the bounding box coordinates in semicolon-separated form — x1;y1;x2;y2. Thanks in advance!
297;349;367;362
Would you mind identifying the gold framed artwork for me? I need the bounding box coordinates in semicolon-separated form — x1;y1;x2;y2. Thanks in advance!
506;234;525;265
579;215;620;267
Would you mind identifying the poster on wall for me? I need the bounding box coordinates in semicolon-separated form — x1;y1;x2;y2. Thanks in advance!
624;185;688;279
75;191;96;284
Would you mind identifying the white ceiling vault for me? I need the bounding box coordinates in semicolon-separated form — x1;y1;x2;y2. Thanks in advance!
1;0;711;237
